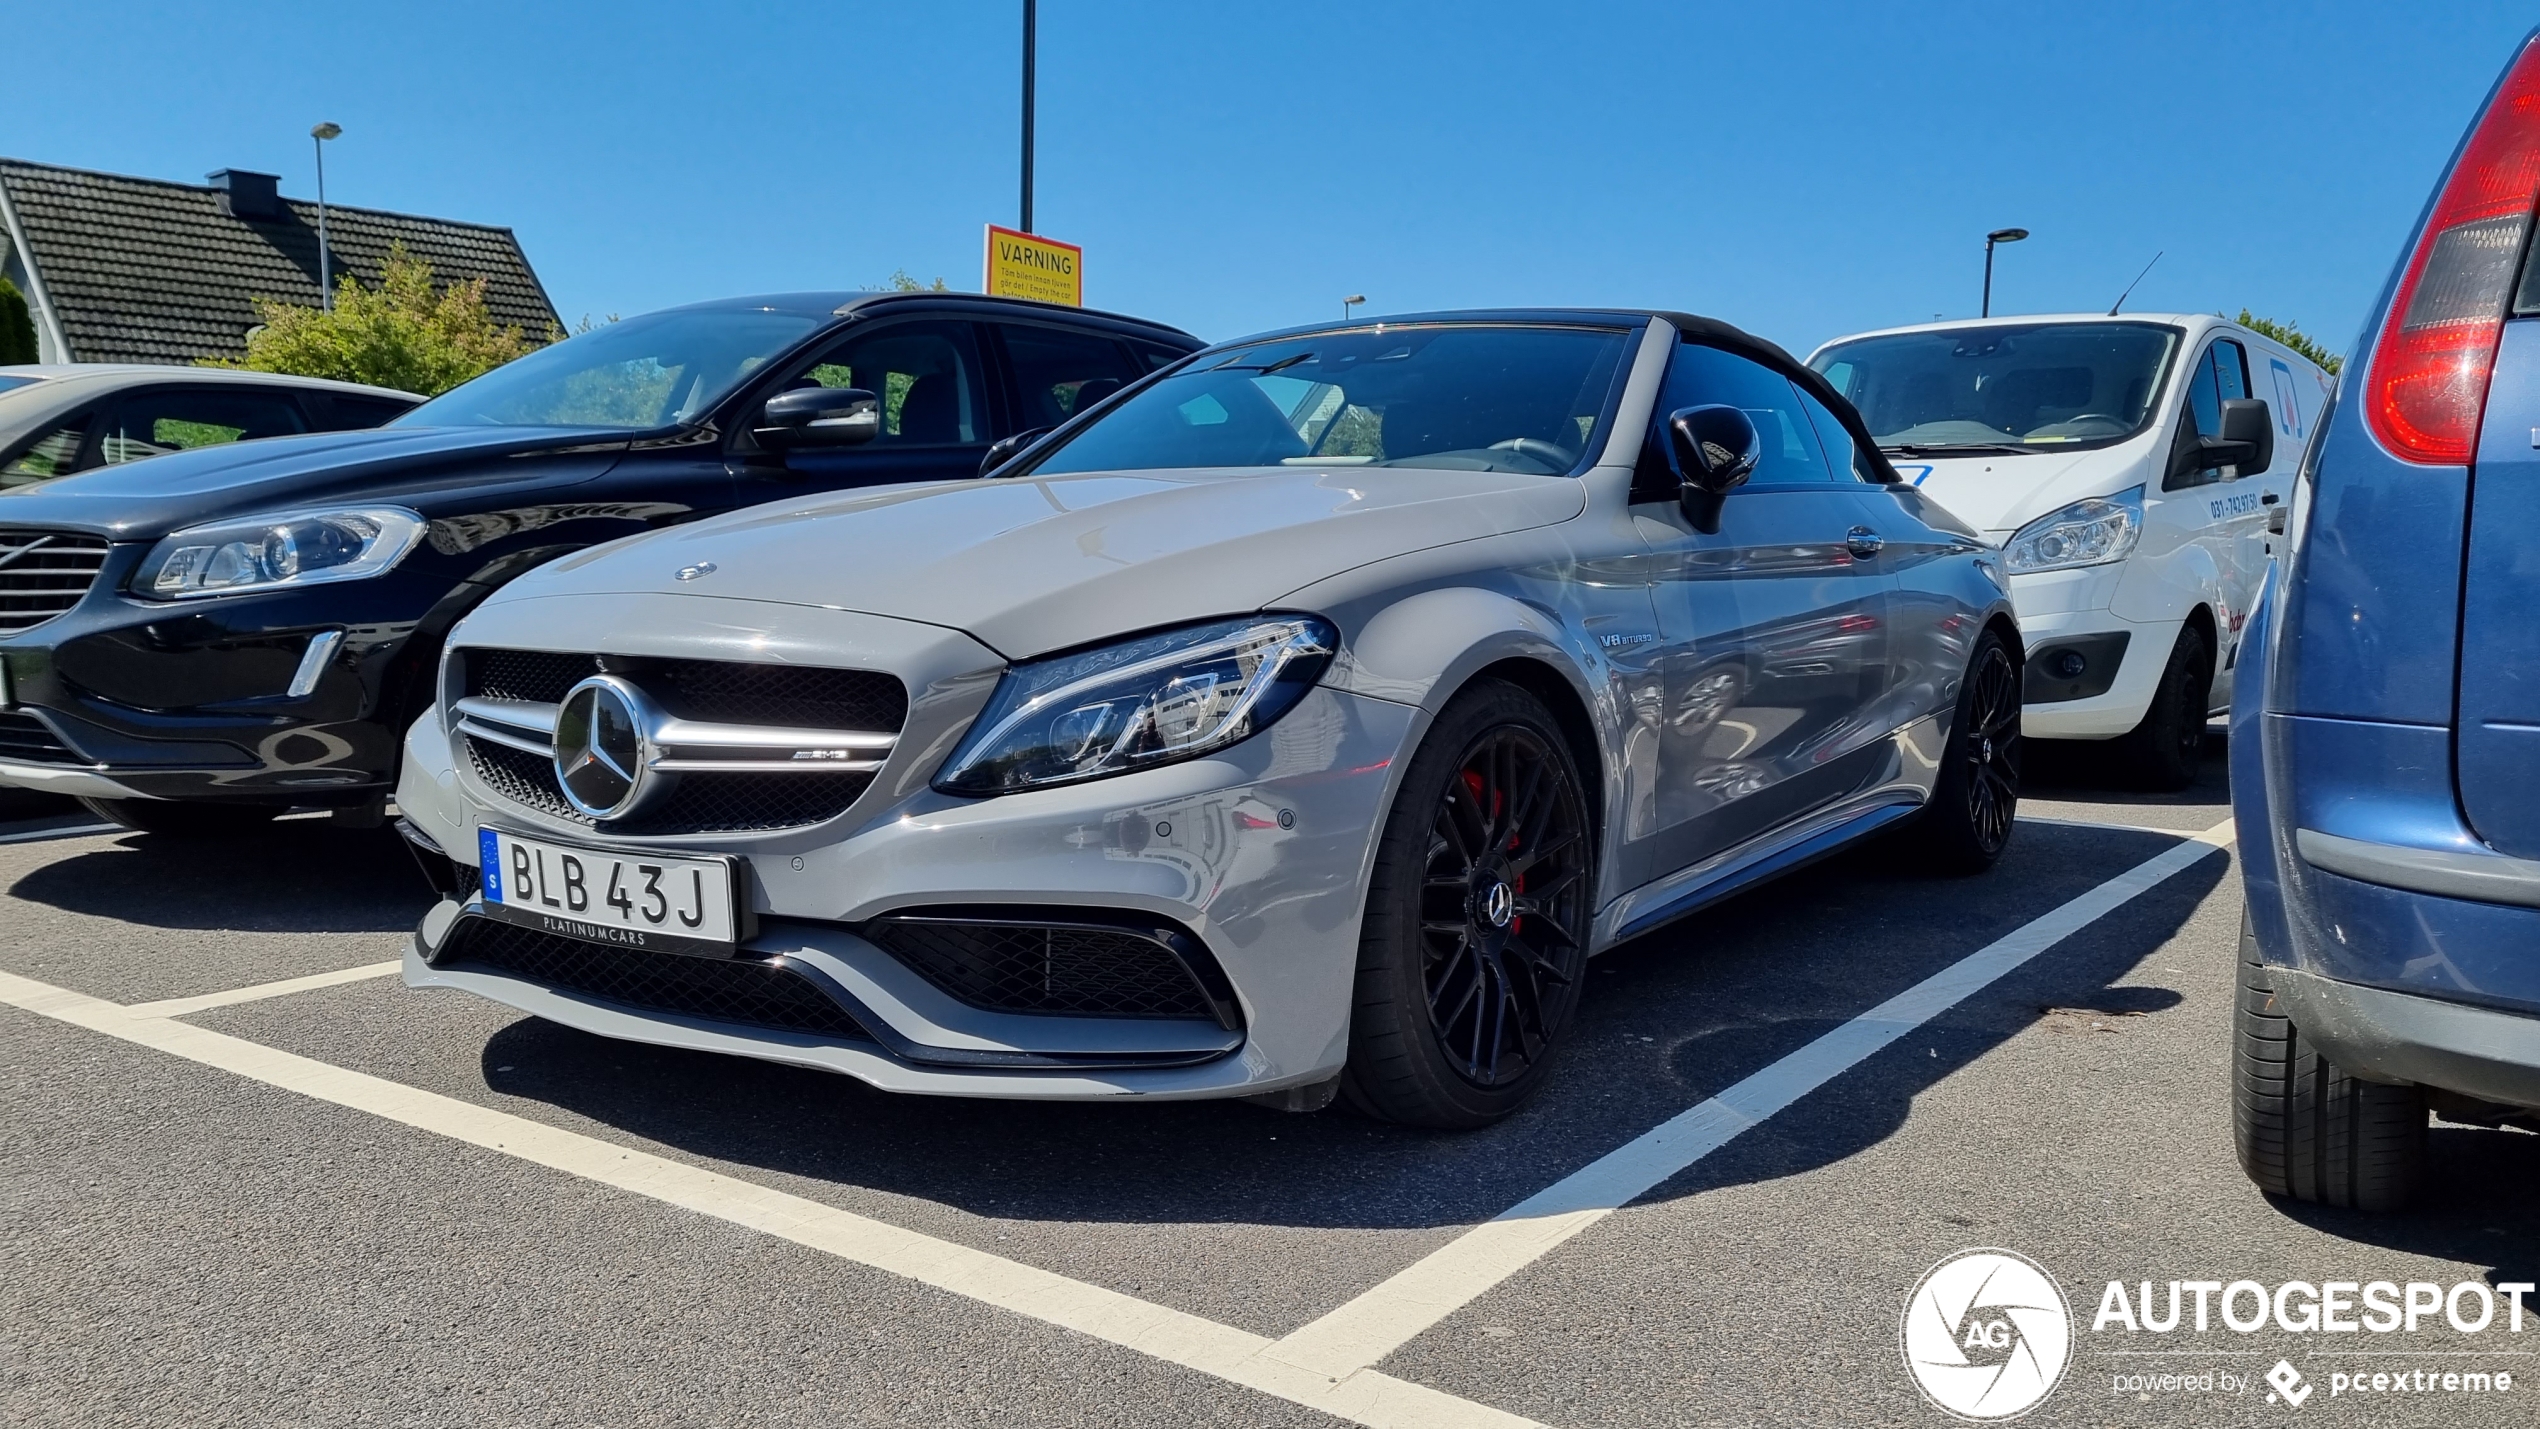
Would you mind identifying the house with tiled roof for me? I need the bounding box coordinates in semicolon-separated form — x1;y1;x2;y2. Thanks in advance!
0;159;557;365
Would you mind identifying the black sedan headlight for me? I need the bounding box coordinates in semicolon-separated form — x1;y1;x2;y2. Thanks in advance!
135;506;428;599
935;614;1338;795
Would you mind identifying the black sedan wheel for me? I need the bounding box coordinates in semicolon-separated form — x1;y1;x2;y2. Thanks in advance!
1909;628;2021;874
1344;680;1592;1127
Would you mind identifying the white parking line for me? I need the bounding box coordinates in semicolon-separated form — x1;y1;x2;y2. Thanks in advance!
1260;818;2236;1382
123;960;404;1019
0;821;119;846
0;968;1537;1429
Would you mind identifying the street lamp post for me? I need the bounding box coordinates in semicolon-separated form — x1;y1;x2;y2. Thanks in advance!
1019;0;1035;234
312;122;342;312
1343;294;1366;320
1981;227;2027;318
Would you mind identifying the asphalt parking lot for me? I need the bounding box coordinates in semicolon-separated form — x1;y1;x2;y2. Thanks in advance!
3;740;2534;1428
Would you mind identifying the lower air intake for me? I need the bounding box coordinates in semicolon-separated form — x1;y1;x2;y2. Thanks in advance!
443;918;869;1042
862;913;1232;1024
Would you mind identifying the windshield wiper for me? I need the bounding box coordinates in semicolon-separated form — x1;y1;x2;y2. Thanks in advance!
1878;442;2035;457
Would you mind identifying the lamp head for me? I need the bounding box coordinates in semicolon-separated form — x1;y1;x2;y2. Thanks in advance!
311;122;343;142
1987;227;2029;244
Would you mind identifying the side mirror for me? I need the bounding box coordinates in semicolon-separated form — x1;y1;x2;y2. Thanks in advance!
979;426;1051;476
755;387;880;449
1666;404;1761;534
2174;397;2275;480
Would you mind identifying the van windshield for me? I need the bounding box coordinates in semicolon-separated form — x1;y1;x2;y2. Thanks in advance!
1022;323;1633;477
1810;322;2182;454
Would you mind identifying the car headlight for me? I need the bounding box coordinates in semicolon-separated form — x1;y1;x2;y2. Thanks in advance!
935;614;1338;795
2001;486;2142;574
135;507;427;599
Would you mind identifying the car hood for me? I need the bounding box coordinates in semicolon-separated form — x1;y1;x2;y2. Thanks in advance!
1886;443;2154;536
502;465;1589;658
0;425;631;540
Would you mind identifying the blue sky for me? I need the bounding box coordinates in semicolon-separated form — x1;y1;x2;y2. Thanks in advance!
11;4;2536;357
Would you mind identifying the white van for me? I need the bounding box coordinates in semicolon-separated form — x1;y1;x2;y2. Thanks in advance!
1807;313;2332;787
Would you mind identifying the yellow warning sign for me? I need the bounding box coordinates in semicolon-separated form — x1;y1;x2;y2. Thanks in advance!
982;225;1083;307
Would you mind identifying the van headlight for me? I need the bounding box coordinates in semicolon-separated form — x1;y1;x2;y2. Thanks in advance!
136;507;428;599
2001;487;2143;574
935;614;1338;794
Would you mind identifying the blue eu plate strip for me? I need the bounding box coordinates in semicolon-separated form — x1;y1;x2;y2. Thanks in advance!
478;828;503;903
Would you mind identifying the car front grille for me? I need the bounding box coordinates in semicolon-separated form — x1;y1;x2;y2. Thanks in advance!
450;647;905;836
459;733;875;836
0;530;110;636
0;710;77;764
863;914;1226;1022
462;649;908;731
442;917;871;1042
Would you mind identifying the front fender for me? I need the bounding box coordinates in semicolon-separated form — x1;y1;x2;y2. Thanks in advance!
2112;533;2227;630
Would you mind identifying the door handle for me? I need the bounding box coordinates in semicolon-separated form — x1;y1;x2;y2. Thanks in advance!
1844;526;1885;559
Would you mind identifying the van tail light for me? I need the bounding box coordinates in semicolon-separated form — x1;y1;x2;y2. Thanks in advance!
2365;37;2540;464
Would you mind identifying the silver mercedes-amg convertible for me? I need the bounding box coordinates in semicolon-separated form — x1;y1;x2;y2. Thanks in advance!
395;308;2021;1126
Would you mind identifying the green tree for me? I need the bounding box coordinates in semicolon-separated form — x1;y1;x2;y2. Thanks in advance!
0;277;37;365
206;244;542;395
883;268;951;292
2236;310;2342;375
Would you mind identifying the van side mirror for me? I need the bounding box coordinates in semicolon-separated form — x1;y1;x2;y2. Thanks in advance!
755;387;880;449
2174;396;2275;480
979;426;1051;476
1666;404;1761;534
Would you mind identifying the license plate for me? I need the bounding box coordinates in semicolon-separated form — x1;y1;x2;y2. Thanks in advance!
476;828;741;957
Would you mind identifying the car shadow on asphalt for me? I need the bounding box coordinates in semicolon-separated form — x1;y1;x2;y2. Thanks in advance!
2264;1126;2540;1293
2022;724;2232;805
4;823;433;934
468;820;2240;1233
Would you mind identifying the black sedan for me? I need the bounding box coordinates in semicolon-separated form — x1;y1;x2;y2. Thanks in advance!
0;291;1200;833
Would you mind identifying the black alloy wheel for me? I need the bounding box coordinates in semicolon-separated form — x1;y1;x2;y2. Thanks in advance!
1420;725;1592;1088
1344;680;1594;1127
1959;640;2021;855
1904;627;2022;874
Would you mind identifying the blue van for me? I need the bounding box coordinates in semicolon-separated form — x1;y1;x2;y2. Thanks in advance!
2232;29;2540;1209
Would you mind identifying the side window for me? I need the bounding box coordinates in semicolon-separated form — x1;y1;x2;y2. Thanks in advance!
1796;387;1878;483
1130;340;1191;373
1643;342;1831;492
796;321;987;446
313;394;420;431
1;415;93;487
2173;339;2252;489
999;324;1142;429
98;389;307;465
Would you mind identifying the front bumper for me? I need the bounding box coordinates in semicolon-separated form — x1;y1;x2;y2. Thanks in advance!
2008;604;2179;739
399;639;1419;1099
0;545;418;803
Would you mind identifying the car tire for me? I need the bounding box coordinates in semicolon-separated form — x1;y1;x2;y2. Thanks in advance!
2113;625;2210;791
78;796;286;838
2232;910;2426;1211
1905;626;2022;876
1341;679;1594;1129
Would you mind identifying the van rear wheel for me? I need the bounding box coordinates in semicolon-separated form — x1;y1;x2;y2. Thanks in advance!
2231;910;2426;1211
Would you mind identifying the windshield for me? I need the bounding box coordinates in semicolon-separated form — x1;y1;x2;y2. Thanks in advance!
395;308;824;430
0;375;43;394
1024;323;1633;477
1810;322;2181;454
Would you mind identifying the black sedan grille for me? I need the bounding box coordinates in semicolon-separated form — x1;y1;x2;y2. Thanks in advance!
863;916;1222;1021
461;649;908;732
442;918;871;1042
0;530;110;636
460;733;874;836
0;710;77;764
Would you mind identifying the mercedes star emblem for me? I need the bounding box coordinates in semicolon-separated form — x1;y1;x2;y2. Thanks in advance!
554;675;656;819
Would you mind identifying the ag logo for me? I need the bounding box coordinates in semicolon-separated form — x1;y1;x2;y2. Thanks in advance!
1901;1249;2072;1420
